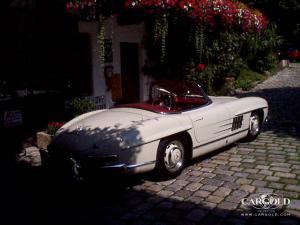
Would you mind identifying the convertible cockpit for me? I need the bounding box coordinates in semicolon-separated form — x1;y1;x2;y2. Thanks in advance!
115;80;210;113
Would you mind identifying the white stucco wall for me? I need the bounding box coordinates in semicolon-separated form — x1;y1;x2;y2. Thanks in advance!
79;16;151;107
78;21;106;97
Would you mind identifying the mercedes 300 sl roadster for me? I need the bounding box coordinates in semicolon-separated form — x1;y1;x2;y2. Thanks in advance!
48;81;268;178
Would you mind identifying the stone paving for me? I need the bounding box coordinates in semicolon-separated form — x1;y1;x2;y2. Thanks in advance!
5;64;300;225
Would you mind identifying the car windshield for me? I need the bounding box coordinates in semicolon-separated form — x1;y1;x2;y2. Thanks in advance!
150;80;210;111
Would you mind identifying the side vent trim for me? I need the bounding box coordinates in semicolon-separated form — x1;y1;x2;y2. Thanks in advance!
232;115;243;131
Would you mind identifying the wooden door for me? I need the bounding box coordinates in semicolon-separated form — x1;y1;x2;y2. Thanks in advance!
120;42;140;103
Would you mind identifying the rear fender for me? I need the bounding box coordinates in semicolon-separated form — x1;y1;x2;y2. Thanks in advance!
128;114;193;148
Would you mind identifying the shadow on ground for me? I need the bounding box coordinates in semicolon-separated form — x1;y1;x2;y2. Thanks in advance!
238;87;300;139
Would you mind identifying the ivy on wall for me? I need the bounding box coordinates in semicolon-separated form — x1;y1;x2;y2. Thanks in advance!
97;15;106;64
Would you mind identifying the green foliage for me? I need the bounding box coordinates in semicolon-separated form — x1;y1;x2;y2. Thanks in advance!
244;0;299;46
278;0;300;11
242;24;282;72
245;0;300;12
235;69;267;91
239;69;266;82
184;30;246;93
46;122;65;135
206;31;244;76
255;53;279;73
46;125;59;135
144;13;281;93
97;15;106;64
68;98;96;117
199;31;246;92
194;24;205;63
198;65;215;94
153;14;169;63
234;79;254;91
184;60;214;94
184;60;198;82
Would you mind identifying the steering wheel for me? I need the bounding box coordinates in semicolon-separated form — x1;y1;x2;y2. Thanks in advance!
152;95;172;109
161;95;172;110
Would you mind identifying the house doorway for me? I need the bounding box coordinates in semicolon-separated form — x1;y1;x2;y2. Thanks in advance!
120;42;140;103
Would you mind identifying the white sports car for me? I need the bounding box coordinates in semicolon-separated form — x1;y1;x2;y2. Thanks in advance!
48;81;268;178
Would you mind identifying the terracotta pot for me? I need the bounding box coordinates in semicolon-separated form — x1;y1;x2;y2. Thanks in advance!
36;131;53;150
225;76;235;87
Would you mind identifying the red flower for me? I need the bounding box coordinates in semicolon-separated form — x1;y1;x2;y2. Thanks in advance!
66;2;71;12
73;3;79;11
48;122;65;128
197;63;206;72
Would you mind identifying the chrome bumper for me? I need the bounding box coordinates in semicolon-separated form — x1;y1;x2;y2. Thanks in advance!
99;160;156;173
43;147;156;176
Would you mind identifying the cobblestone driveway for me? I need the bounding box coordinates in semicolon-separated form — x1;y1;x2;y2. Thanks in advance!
5;64;300;225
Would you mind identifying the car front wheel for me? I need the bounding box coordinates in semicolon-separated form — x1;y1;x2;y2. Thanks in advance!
246;111;261;141
155;136;188;178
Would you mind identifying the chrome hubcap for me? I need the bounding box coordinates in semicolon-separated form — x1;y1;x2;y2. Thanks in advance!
164;141;184;172
250;114;260;135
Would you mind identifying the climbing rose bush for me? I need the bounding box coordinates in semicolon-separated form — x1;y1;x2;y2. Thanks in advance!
65;0;97;20
65;0;267;31
125;0;268;32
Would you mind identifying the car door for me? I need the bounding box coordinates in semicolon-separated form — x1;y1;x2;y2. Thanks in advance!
187;103;232;145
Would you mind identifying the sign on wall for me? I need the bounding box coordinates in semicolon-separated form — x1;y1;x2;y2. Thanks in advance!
3;110;23;128
84;95;107;109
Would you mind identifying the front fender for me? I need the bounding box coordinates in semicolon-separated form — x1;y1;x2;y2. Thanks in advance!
225;97;268;118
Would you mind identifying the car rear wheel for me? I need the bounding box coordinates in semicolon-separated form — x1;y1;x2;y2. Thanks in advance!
245;111;261;141
155;136;188;178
